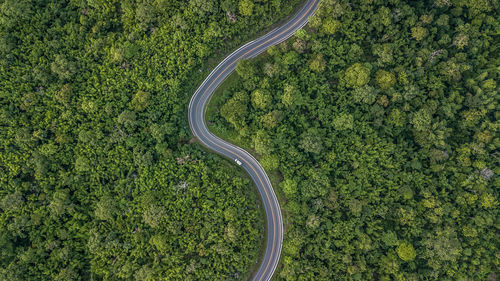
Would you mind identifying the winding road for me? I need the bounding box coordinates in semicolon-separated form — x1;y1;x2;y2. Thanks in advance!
188;1;319;280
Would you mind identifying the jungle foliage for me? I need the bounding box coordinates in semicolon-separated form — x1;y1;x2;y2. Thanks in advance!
0;0;301;280
209;0;499;280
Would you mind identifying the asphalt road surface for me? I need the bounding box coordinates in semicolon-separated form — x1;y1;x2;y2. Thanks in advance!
188;1;319;280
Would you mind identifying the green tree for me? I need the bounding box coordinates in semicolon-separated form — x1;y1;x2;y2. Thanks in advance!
149;234;168;253
117;110;137;131
221;91;249;128
251;89;271;110
261;110;280;129
282;51;299;65
322;18;341;35
453;32;469;49
332;113;354;131
410;109;432;132
75;156;90;172
238;0;254;16
261;154;279;171
281;84;301;107
190;0;215;16
375;70;396;90
299;129;323;154
280;179;298;198
387;108;405;127
236;59;255;80
49;189;73;218
423;228;462;269
253;130;273;155
143;205;166;229
309;53;326;73
94;197;117;221
352;85;377;104
345;63;370;87
130;90;150;112
136;2;156;27
411;26;427;41
51;54;75;80
396;241;417;262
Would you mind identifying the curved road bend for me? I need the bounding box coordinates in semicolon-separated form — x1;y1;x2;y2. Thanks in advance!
188;1;319;280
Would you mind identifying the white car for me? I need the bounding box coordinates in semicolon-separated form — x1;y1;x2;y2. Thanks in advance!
234;159;242;166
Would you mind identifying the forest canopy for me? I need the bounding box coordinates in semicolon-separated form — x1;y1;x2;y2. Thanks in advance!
0;0;301;280
208;0;499;280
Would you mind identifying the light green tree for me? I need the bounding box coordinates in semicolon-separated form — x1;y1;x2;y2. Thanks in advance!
251;89;271;110
309;53;326;73
261;110;280;129
253;130;273;155
322;19;340;34
411;26;427;41
261;154;279;170
221;91;249;128
238;0;254;16
410;109;432;132
332;113;354;131
130;90;150;112
299;129;323;154
352;85;377;104
345;63;370;87
280;179;297;197
396;242;417;262
375;69;396;90
51;54;75;80
281;84;301;107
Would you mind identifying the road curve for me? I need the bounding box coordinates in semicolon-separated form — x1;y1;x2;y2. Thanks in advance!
188;1;319;280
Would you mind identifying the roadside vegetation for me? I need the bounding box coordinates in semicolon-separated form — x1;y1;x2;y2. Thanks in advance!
0;0;301;280
208;0;499;280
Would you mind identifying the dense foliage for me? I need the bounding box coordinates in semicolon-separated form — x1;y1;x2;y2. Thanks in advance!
0;0;302;279
209;0;499;280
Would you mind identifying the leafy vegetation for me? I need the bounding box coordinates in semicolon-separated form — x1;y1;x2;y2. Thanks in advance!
209;0;499;280
0;0;302;279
